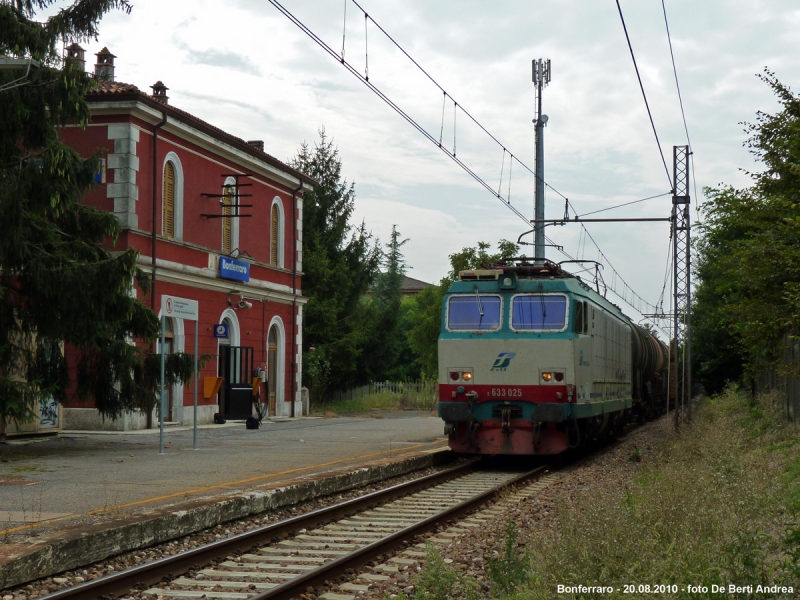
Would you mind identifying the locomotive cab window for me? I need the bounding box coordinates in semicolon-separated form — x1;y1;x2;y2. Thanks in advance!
574;300;584;334
446;295;502;331
511;294;568;331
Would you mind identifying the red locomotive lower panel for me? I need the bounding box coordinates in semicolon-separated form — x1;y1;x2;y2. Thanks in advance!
448;420;568;455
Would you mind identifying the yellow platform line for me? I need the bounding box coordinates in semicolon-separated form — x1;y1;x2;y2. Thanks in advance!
0;440;448;536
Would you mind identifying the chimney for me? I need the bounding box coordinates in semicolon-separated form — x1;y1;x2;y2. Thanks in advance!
93;47;116;81
247;140;264;152
64;43;85;72
150;80;169;105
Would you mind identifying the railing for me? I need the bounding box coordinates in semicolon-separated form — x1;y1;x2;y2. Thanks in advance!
327;380;438;411
756;333;800;428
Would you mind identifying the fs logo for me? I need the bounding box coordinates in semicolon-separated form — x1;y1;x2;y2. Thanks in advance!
490;352;516;371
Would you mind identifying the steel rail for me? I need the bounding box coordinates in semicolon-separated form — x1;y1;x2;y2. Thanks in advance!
250;464;549;600
36;460;478;600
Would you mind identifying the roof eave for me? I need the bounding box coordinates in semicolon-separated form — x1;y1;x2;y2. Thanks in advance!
85;90;317;192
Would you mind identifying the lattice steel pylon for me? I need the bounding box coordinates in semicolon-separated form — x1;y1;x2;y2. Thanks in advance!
672;145;691;427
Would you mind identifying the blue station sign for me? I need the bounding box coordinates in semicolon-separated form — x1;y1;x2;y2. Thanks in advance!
219;256;250;282
213;323;229;339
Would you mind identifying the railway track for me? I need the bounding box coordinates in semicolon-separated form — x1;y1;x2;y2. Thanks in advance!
37;461;550;600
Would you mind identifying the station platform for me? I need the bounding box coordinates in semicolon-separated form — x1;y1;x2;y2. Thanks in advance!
0;411;448;589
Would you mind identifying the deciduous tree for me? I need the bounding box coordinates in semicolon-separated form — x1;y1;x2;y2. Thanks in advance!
693;70;800;389
407;240;518;378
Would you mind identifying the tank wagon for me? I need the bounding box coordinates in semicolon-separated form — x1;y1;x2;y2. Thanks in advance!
437;259;668;455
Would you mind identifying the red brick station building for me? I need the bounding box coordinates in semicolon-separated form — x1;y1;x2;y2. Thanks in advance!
54;47;314;430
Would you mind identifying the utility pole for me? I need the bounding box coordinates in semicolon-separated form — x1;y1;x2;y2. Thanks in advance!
532;58;551;263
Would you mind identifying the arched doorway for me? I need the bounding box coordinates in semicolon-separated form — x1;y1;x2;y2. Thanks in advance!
216;309;241;418
266;316;285;416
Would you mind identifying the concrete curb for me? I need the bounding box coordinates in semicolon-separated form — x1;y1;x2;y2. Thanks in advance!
0;450;453;590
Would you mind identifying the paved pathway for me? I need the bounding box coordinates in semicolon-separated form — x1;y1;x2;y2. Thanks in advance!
0;412;446;538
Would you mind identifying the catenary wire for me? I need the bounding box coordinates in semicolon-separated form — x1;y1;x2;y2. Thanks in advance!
268;0;666;326
266;0;536;228
348;0;669;316
544;232;670;337
578;192;671;218
350;0;570;204
616;0;673;190
562;196;664;316
661;0;701;218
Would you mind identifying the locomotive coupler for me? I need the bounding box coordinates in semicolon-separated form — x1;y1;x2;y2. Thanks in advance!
500;406;513;437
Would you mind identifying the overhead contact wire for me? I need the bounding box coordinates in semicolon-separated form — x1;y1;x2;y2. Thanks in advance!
661;0;700;218
578;192;671;218
350;0;569;201
266;0;533;227
271;0;665;325
616;0;673;190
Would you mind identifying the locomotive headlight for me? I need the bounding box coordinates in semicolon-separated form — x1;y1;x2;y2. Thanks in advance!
462;371;473;381
541;372;553;382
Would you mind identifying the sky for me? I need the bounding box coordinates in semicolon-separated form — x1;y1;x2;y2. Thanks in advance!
63;0;800;330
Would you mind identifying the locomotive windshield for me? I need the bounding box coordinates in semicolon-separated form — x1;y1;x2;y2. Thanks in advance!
511;294;568;331
447;295;502;331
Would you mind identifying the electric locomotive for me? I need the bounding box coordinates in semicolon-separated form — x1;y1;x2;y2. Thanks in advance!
437;259;668;455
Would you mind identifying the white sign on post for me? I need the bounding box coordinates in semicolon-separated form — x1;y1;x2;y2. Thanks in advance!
161;295;199;320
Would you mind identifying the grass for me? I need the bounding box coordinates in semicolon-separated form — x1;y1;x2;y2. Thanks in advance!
516;387;800;600
398;387;800;599
386;542;481;600
312;391;436;415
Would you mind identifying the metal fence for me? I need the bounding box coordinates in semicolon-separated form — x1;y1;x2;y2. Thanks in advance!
755;333;800;428
327;380;438;410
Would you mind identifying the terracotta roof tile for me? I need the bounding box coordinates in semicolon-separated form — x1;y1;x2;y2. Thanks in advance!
93;79;138;94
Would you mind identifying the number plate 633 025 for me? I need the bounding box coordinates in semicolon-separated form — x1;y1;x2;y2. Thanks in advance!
489;388;523;398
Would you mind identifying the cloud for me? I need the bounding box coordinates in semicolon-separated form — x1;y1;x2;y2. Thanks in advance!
81;0;800;325
184;48;261;75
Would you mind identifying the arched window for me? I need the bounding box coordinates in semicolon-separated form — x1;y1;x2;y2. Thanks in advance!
161;152;184;240
270;205;278;266
270;197;285;268
163;161;175;238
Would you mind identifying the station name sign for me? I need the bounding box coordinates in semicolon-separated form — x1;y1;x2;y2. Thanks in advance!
219;256;250;282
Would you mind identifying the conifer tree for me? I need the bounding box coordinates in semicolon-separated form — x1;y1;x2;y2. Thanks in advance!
360;225;409;381
290;128;381;396
0;0;194;423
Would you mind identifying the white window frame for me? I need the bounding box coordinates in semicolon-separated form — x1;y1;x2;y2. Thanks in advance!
509;293;570;333
270;196;285;268
444;294;503;333
267;315;286;404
